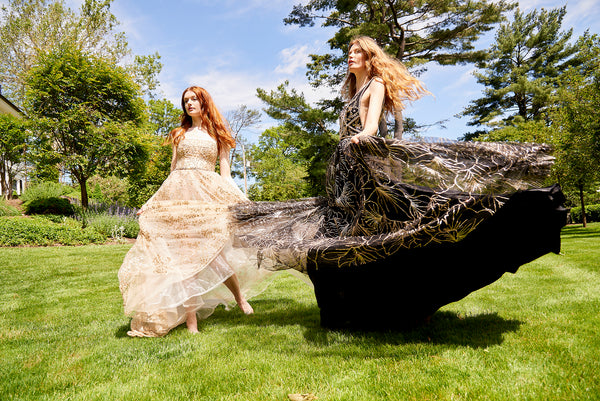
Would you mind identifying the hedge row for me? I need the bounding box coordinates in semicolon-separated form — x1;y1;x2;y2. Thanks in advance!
570;204;600;224
0;216;106;246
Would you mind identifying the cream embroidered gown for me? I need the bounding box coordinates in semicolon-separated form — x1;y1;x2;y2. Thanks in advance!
118;129;269;337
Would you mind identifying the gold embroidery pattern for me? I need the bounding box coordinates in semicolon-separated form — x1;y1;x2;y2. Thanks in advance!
118;129;269;338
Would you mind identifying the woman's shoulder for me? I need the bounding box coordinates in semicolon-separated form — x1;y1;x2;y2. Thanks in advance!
368;77;386;94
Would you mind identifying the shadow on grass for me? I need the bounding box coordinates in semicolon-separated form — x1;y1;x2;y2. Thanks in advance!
301;311;522;349
115;323;131;338
116;296;522;349
561;224;600;240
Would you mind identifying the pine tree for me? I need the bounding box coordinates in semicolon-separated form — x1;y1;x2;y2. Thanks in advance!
285;0;514;137
460;6;580;133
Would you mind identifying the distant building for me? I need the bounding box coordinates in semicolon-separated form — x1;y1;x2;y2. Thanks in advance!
0;91;22;118
0;90;28;197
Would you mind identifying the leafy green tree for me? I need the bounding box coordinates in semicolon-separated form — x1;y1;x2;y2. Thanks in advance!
0;0;159;106
474;119;552;144
285;0;514;137
256;81;338;196
476;34;600;226
549;69;600;227
247;126;311;201
147;98;181;137
126;98;180;207
25;45;148;209
460;6;579;135
132;52;163;99
0;113;30;198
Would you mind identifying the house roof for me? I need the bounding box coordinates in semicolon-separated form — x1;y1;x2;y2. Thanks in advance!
0;92;22;118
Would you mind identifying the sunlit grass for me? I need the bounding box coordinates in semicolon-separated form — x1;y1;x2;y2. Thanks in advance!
1;223;599;400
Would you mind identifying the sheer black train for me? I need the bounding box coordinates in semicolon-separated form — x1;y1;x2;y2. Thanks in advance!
231;136;567;329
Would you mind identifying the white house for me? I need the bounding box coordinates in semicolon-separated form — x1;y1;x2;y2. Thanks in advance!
0;90;27;197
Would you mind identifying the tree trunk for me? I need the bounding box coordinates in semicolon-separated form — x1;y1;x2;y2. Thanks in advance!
0;179;7;199
242;143;248;195
7;175;13;199
0;163;8;199
79;177;89;210
394;109;403;139
579;185;587;228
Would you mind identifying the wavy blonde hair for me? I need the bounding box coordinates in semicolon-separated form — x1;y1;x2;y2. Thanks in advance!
167;86;235;153
342;36;428;113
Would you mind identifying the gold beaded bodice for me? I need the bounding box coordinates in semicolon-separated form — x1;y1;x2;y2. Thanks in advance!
174;129;217;171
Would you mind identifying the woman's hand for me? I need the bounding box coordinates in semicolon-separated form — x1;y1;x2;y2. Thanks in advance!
351;133;369;144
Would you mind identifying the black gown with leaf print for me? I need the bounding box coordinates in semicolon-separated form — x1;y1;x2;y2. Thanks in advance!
229;79;567;329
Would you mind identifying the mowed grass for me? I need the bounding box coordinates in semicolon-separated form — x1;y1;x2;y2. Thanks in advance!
1;223;599;400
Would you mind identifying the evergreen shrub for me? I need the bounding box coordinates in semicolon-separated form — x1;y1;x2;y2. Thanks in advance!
25;197;75;216
570;204;600;223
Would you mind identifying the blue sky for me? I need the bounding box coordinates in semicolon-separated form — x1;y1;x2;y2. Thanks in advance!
95;1;600;140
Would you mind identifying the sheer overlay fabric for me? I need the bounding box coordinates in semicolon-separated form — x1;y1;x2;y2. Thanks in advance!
228;79;566;329
231;137;558;272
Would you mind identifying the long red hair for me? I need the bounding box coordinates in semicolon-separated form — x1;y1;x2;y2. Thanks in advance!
168;86;235;153
342;36;429;113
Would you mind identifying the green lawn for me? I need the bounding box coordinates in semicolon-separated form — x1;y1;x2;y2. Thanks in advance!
1;223;599;400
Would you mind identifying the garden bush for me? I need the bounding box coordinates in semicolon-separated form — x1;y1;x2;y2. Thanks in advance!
25;197;75;216
20;181;72;204
0;216;105;246
88;175;129;205
0;198;20;216
570;204;600;223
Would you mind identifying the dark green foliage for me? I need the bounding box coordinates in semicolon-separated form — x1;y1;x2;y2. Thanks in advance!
25;197;74;216
247;126;312;201
460;6;580;131
125;98;179;208
286;0;514;87
255;81;338;197
0;216;104;246
25;44;148;209
570;205;600;224
548;38;600;227
126;135;172;207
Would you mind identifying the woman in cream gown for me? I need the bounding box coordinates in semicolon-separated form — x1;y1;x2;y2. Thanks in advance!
118;86;268;337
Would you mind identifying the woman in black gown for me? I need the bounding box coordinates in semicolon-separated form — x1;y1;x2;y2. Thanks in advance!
230;36;566;329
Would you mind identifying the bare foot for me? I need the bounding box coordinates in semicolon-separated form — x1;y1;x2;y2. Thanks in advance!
238;299;254;315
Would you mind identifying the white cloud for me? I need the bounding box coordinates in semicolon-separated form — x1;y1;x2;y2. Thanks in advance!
180;67;336;113
275;44;311;75
181;70;267;111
